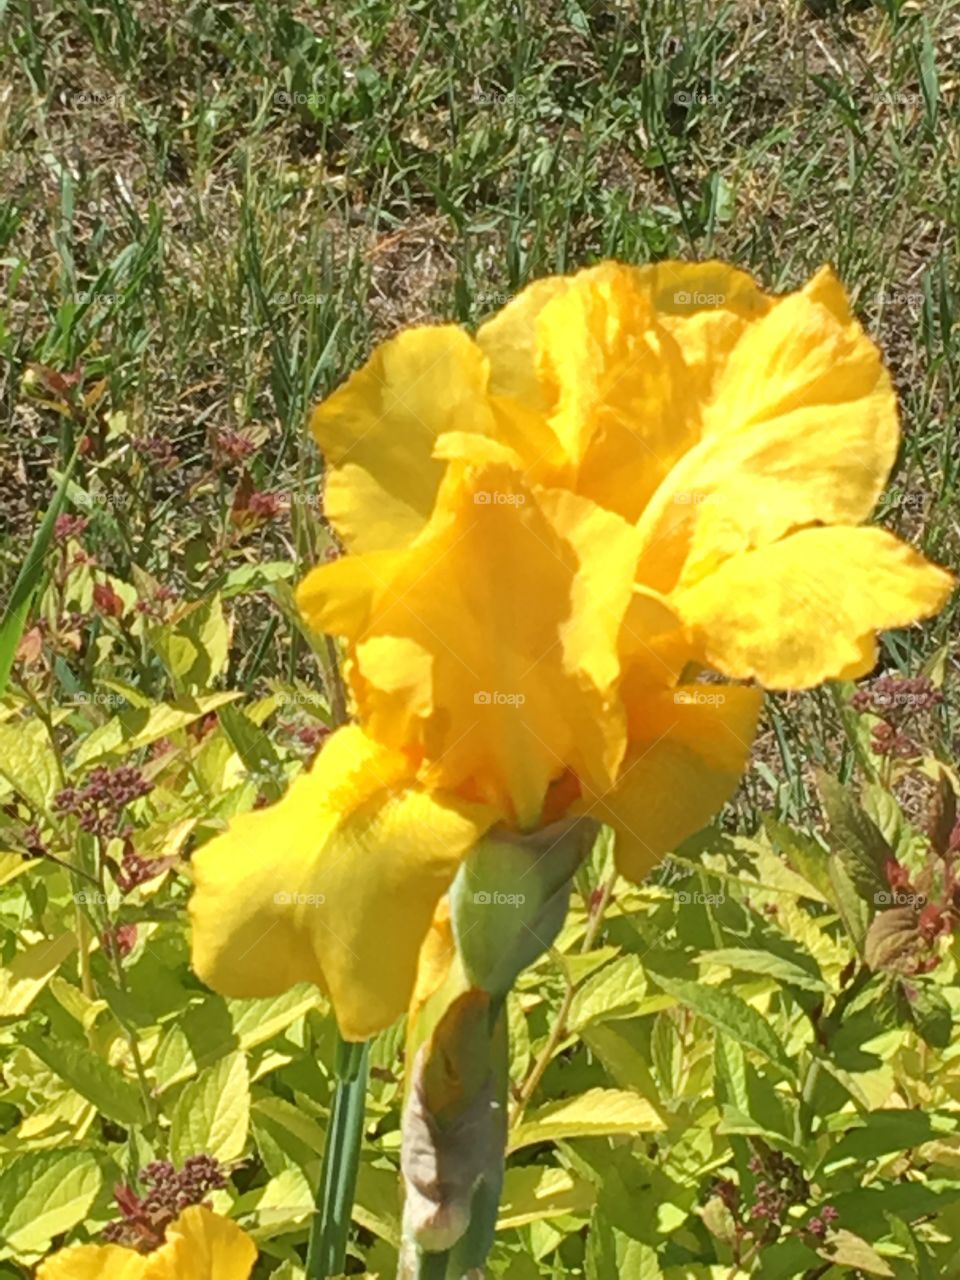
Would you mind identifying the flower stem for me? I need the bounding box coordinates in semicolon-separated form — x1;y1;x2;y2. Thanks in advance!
415;1247;450;1278
306;1034;370;1279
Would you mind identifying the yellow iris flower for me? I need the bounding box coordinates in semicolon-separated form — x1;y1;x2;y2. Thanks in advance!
190;260;953;1040
36;1206;256;1279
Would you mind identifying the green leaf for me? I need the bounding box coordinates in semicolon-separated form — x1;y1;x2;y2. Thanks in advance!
154;987;321;1092
0;444;81;696
821;1109;959;1173
221;561;294;599
0;1149;102;1259
818;1228;894;1276
149;594;230;693
0;932;76;1016
498;1167;595;1229
170;1050;250;1164
817;771;892;904
646;973;795;1078
568;955;648;1031
902;979;952;1049
864;907;920;972
509;1088;665;1152
72;692;240;766
586;1211;662;1280
217;703;284;801
21;1031;146;1127
0;719;60;812
697;948;828;993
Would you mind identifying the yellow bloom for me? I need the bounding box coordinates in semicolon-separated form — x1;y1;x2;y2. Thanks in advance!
36;1207;256;1280
190;725;495;1041
190;259;953;1036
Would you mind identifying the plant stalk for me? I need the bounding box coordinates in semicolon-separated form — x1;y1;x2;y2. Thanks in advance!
306;1034;370;1278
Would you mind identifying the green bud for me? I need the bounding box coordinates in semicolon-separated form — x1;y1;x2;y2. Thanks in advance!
449;816;599;1000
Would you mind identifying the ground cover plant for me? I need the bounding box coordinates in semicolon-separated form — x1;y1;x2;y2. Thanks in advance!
1;1;960;1277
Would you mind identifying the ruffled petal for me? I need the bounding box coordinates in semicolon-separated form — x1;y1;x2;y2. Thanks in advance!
675;526;954;689
580;685;762;882
311;326;495;552
144;1207;256;1280
37;1246;146;1280
189;726;493;1040
636;266;900;592
297;464;639;826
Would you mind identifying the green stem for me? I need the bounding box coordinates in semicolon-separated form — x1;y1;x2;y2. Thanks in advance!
415;1248;450;1279
306;1034;370;1279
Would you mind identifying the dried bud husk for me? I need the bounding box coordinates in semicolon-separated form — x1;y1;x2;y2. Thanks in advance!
400;991;506;1258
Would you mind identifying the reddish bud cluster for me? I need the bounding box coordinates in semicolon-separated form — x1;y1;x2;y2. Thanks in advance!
210;426;257;467
103;1156;226;1252
101;923;138;960
54;513;89;541
93;581;125;619
55;765;152;838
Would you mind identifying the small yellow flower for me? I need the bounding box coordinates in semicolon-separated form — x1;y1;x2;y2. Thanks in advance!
36;1206;256;1280
190;260;953;1038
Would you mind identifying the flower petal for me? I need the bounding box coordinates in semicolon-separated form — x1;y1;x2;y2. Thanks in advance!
145;1208;256;1280
298;465;638;825
636;266;899;592
581;685;762;882
675;527;954;689
312;327;495;552
38;1247;146;1280
189;726;493;1040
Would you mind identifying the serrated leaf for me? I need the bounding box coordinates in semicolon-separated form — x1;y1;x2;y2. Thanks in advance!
647;974;795;1078
568;955;647;1031
21;1032;146;1128
154;987;320;1092
170;1051;250;1165
821;1109;959;1173
498;1166;595;1229
0;1149;102;1258
72;692;240;766
698;948;827;993
818;1227;894;1276
901;979;952;1049
509;1088;664;1152
0;932;76;1016
0;719;59;811
150;594;230;692
818;771;892;903
864;907;920;972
